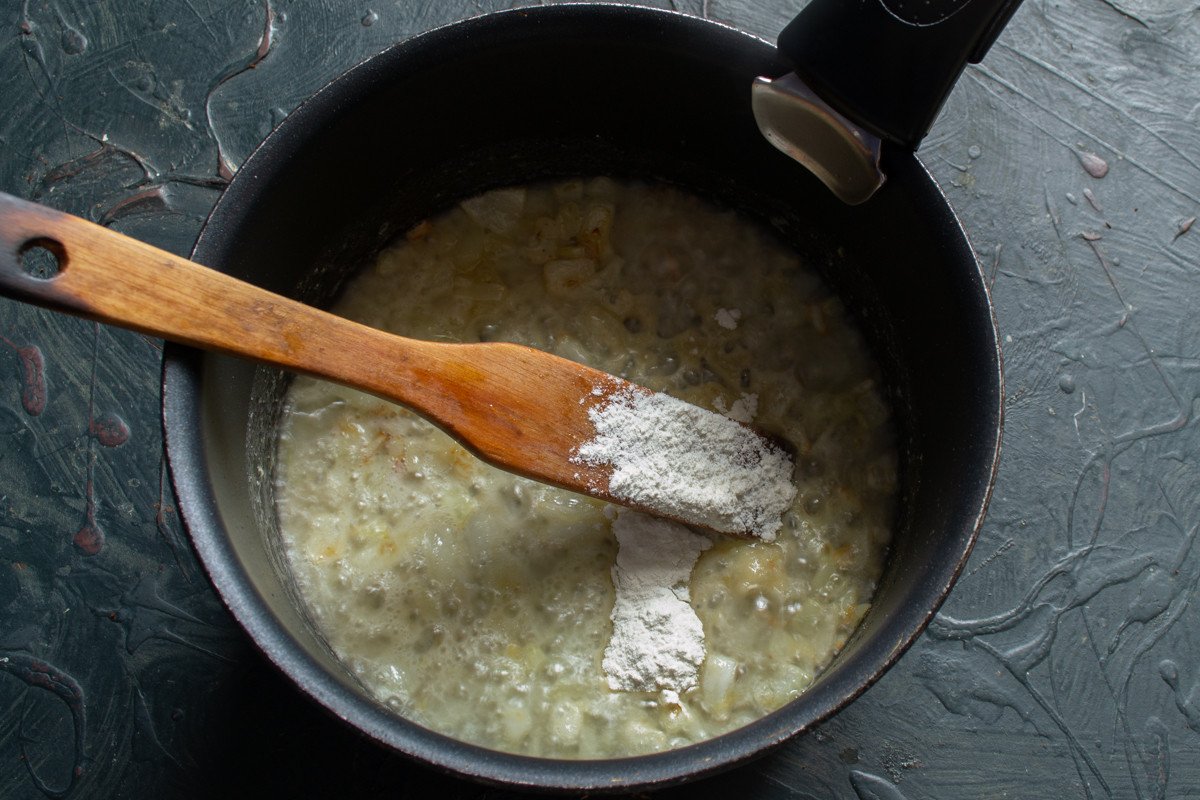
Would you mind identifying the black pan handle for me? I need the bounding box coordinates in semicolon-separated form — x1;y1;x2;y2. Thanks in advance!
777;0;1023;149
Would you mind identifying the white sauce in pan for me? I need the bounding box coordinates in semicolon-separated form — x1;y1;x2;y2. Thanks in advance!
273;179;897;757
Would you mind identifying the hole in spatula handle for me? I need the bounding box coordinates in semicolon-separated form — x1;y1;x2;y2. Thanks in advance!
19;238;65;280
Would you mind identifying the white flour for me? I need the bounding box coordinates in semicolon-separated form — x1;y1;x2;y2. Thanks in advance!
713;392;759;424
603;508;713;695
574;385;796;540
714;308;742;330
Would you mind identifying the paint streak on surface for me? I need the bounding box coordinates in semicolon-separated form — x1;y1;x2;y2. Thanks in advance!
0;652;87;797
1;338;48;415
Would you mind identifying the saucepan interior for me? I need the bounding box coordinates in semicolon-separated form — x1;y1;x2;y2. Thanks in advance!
162;5;1002;791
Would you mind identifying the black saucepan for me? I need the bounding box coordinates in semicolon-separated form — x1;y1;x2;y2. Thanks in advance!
161;3;1005;791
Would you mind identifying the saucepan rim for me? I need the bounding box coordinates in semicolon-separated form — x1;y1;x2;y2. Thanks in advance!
162;3;1004;791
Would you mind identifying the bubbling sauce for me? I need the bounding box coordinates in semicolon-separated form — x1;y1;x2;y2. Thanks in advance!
274;179;897;757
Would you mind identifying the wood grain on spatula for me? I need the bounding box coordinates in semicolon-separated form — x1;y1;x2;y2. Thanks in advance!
0;192;655;508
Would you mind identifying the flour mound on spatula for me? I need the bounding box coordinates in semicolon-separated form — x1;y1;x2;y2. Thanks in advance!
574;386;796;540
603;508;712;696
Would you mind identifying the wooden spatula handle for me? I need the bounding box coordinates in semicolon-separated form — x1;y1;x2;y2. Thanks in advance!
0;191;366;369
0;191;611;494
0;190;461;409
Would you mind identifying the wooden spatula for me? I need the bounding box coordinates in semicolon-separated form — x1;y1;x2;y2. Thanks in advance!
0;192;792;538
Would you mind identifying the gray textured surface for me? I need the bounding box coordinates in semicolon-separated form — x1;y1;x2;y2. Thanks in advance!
2;0;1199;797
